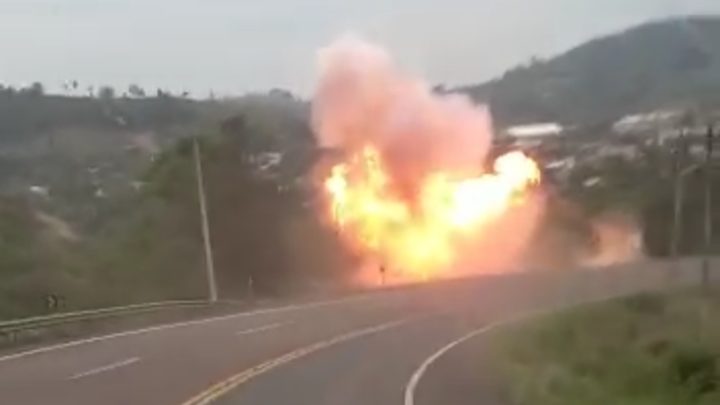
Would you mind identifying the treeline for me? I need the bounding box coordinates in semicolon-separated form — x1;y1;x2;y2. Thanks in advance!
0;83;199;143
0;92;354;319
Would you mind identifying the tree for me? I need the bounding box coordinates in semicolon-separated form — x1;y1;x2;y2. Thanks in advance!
3;85;16;96
98;86;115;101
128;84;145;98
26;82;44;97
269;88;294;99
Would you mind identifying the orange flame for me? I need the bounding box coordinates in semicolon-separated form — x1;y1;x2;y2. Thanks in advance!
323;147;540;281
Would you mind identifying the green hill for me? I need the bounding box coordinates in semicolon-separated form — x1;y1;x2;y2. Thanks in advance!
458;16;720;127
0;90;346;319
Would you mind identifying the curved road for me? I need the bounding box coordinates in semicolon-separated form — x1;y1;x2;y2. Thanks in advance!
0;266;673;405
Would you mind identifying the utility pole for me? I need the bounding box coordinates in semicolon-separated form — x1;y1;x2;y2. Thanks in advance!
702;125;714;286
671;128;707;286
671;130;686;260
194;138;219;303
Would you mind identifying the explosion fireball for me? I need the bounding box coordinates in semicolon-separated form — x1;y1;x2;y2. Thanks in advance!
312;37;544;283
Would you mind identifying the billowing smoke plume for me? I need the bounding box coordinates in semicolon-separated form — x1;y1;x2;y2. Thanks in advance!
311;37;544;283
313;37;493;196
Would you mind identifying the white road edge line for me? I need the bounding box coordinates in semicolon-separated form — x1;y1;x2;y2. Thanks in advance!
68;357;141;380
235;322;287;336
403;308;551;405
182;317;416;405
0;295;371;363
403;292;630;405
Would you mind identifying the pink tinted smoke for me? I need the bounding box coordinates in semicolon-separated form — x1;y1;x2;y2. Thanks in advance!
312;36;493;182
311;37;544;279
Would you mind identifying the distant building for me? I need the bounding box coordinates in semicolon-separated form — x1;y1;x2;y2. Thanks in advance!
611;110;688;145
612;110;683;135
613;109;717;148
29;185;50;198
577;142;640;164
254;152;283;172
582;176;603;188
593;144;639;160
503;123;564;147
659;126;713;145
130;181;146;191
543;156;576;183
248;152;284;179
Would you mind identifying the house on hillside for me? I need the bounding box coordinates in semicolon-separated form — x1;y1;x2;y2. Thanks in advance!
29;185;50;198
612;110;685;144
502;122;564;148
613;109;719;149
613;110;682;134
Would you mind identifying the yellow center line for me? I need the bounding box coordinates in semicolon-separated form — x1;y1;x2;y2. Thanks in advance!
180;317;413;405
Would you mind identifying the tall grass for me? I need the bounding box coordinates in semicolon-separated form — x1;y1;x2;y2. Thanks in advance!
494;289;720;405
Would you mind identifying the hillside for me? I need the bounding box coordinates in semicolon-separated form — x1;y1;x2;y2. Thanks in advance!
0;89;313;227
0;90;338;318
4;16;720;318
458;16;720;127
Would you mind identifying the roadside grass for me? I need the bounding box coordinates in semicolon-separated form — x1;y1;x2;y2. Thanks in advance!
493;287;720;405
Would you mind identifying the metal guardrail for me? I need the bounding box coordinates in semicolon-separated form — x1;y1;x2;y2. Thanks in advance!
0;300;209;336
1;259;716;339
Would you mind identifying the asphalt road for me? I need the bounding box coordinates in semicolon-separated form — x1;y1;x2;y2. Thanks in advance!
0;263;693;405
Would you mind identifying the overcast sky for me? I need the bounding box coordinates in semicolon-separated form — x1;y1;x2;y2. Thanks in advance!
1;0;719;97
